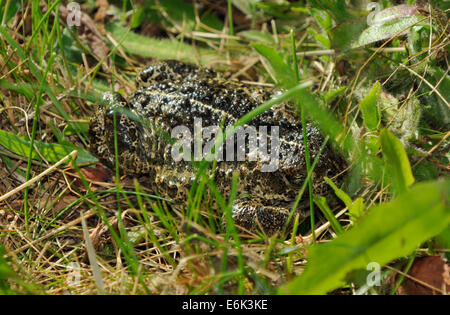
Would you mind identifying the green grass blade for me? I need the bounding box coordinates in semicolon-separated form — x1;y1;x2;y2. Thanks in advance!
227;0;234;36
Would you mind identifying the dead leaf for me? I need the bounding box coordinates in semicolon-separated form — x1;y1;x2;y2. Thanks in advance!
94;0;110;22
399;256;449;295
81;164;112;183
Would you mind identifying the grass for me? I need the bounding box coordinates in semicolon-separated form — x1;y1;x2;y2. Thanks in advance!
0;0;449;295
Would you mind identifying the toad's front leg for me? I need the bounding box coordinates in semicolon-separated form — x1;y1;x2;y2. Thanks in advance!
231;198;306;236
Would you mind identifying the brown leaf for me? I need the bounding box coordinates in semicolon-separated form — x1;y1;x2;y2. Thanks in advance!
80;164;112;183
94;0;110;22
400;256;449;295
70;164;112;192
67;164;111;192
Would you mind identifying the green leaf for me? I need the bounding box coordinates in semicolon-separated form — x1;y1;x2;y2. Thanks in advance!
407;26;424;62
324;86;346;103
252;43;296;88
364;136;380;156
0;130;97;164
330;19;366;51
421;67;450;127
430;0;450;10
63;121;89;137
0;80;35;100
310;8;332;31
238;30;275;44
348;197;366;222
157;0;223;32
380;129;415;194
0;0;21;25
324;176;352;207
359;81;381;131
308;0;352;23
323;175;366;224
435;229;450;260
308;29;331;49
129;6;145;29
105;23;223;66
313;196;344;235
353;15;426;48
279;180;450;295
253;45;355;156
230;0;257;16
0;246;18;294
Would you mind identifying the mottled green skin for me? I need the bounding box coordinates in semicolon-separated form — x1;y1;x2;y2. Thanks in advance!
89;60;346;235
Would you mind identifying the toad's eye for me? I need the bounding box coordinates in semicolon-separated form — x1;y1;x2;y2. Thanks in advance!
104;104;154;165
138;68;154;85
105;108;140;151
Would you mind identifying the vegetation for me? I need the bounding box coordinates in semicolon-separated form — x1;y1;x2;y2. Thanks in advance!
0;0;449;295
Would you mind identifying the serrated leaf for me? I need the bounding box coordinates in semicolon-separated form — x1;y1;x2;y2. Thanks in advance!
0;130;97;164
359;81;381;131
279;180;450;294
380;129;415;194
